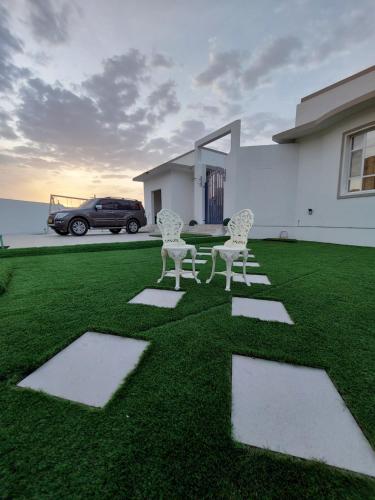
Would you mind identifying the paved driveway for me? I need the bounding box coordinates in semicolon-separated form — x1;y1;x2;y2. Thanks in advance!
2;230;158;249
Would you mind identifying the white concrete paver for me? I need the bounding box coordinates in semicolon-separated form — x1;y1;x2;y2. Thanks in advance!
233;261;260;268
233;274;271;285
232;297;293;324
165;270;199;280
18;332;149;408
215;272;271;285
129;288;185;308
3;230;157;249
183;259;207;264
232;355;375;477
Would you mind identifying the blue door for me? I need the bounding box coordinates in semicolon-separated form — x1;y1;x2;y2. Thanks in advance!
205;168;224;223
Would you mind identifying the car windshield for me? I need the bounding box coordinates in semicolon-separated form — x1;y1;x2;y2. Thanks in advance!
79;199;93;208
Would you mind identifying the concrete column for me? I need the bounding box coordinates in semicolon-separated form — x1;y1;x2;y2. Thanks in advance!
223;120;241;218
193;148;205;223
194;120;241;221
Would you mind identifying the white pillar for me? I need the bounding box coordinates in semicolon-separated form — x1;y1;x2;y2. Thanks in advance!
223;121;241;218
194;120;242;223
193;148;205;223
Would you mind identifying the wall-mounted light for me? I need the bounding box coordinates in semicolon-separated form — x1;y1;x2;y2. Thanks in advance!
307;208;313;215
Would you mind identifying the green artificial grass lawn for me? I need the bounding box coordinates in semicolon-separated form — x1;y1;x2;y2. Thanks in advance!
0;239;374;499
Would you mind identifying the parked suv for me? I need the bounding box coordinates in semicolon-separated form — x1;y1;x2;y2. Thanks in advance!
47;197;147;236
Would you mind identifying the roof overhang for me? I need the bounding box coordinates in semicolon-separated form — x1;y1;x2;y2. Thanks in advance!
272;90;375;144
133;146;227;182
133;162;192;182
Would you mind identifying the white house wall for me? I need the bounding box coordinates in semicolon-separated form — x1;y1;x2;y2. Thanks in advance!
143;169;194;224
170;169;194;223
143;172;173;225
294;107;375;246
201;149;226;168
0;198;49;234
231;145;299;239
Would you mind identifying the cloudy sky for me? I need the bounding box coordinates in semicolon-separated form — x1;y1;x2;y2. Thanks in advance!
1;0;375;203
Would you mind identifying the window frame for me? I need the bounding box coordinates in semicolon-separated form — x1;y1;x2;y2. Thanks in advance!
338;121;375;199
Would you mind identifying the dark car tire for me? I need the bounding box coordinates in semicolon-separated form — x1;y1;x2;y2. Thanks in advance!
109;228;122;234
69;217;89;236
126;219;140;234
53;228;69;236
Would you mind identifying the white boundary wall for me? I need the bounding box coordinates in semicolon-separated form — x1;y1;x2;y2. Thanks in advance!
0;198;49;235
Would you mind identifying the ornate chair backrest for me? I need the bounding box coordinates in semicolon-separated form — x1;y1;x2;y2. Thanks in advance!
157;209;185;247
224;209;254;248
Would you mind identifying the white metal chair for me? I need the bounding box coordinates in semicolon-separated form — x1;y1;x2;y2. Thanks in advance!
206;209;254;291
157;209;201;290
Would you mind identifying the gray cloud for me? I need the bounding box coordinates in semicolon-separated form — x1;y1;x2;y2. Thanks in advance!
195;9;374;100
0;110;18;139
194;36;301;98
241;112;293;144
188;103;221;116
0;5;29;92
147;80;180;122
223;102;243;120
84;50;149;125
13;49;182;174
17;78;113;150
28;0;73;45
195;50;242;86
156;119;208;154
242;36;302;89
151;52;174;68
141;120;208;165
195;49;242;86
100;173;131;179
299;10;375;65
170;119;207;148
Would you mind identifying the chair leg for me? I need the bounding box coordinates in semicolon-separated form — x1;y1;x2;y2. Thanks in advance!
190;248;201;284
242;249;250;286
223;253;234;292
174;256;182;290
157;248;167;283
206;248;217;284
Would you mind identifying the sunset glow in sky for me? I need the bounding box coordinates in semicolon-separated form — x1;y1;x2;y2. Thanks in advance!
1;0;375;203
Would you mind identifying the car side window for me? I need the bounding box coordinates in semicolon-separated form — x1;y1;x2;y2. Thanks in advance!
119;200;137;210
100;200;118;210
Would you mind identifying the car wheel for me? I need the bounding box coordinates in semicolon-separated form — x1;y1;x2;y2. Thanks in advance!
53;229;69;236
126;219;140;234
69;218;89;236
109;228;121;234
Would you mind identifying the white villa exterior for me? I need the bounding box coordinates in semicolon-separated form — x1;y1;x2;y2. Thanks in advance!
134;66;375;247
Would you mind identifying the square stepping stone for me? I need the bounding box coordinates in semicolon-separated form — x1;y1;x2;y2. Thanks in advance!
199;246;213;250
18;332;149;408
165;270;199;280
233;261;259;267
129;288;185;308
183;258;207;264
233;273;270;285
215;272;271;285
232;355;375;477
197;252;212;256
232;297;293;324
